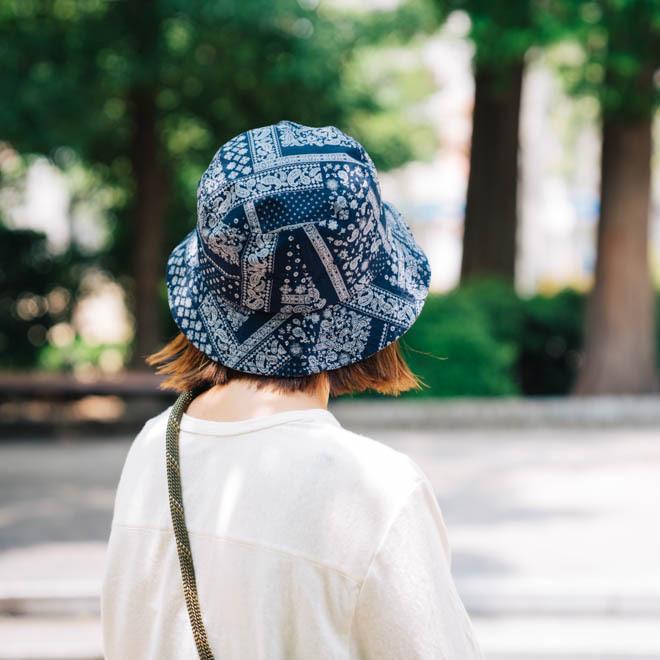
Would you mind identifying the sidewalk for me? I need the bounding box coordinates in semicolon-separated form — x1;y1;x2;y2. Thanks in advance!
1;419;659;658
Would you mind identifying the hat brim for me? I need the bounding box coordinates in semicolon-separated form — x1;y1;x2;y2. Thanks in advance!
166;201;431;377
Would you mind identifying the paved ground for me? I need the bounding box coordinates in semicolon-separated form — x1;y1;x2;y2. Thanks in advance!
1;423;659;658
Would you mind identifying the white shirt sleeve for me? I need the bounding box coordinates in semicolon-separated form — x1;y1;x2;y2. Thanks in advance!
348;478;483;660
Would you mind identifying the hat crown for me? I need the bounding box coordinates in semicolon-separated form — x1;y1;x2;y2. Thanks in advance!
195;121;388;313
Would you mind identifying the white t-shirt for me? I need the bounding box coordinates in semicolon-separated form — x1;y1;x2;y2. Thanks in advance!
102;406;482;659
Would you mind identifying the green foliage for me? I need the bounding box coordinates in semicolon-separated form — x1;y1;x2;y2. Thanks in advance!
444;0;577;70
518;289;585;395
402;288;520;397
558;0;660;118
452;0;534;66
391;282;588;397
452;281;585;395
0;0;440;362
0;222;77;368
344;43;438;169
38;338;128;372
0;0;436;240
0;0;438;354
457;278;525;345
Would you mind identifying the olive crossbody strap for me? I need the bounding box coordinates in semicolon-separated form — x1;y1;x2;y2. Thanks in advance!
166;391;216;660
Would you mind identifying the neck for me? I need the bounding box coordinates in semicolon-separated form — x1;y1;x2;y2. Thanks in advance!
185;378;330;423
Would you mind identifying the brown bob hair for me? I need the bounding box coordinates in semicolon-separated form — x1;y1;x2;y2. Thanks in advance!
147;332;421;397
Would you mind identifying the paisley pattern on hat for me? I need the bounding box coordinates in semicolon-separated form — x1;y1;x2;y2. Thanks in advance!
166;121;431;377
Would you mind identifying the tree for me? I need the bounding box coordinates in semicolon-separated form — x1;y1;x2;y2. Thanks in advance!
572;0;659;394
446;1;571;283
0;0;435;367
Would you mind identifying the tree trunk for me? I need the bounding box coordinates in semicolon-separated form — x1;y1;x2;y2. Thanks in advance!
129;87;168;367
461;60;524;283
574;114;656;394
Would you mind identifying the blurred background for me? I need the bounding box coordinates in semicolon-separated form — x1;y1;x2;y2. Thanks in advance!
1;0;659;658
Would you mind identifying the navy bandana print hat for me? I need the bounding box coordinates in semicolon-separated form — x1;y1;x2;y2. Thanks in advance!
166;121;431;377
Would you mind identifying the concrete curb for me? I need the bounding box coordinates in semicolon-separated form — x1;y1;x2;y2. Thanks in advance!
330;396;660;430
4;579;660;619
0;581;99;617
3;396;660;438
457;578;660;617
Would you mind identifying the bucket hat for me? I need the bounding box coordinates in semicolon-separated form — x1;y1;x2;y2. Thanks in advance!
166;120;431;377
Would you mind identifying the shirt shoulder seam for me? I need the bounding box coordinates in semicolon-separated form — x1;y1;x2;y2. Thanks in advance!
111;521;362;584
346;477;425;645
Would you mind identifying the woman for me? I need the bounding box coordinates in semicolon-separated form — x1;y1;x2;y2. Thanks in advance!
102;121;482;659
